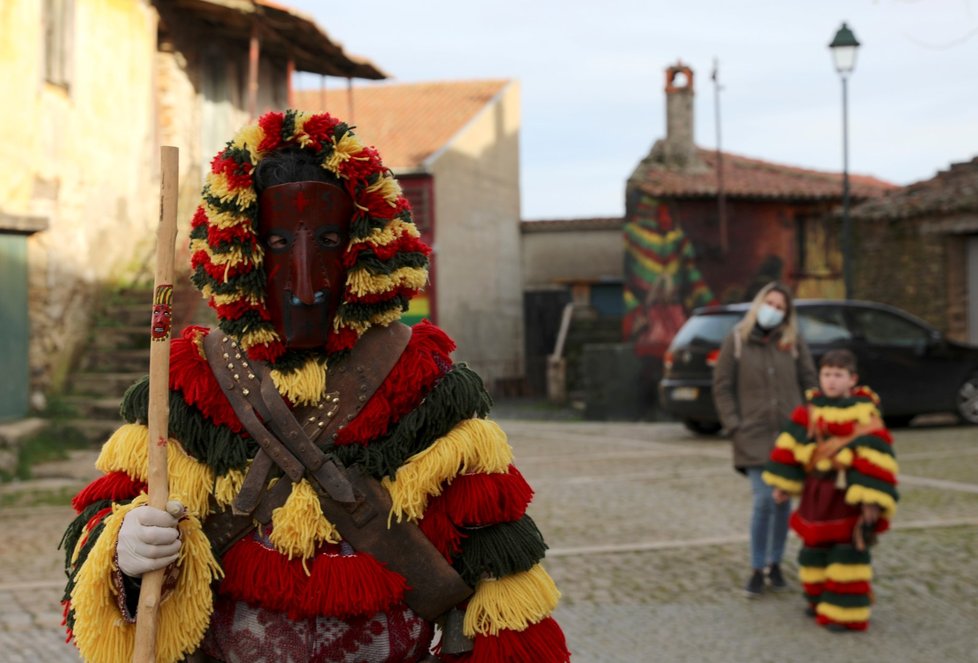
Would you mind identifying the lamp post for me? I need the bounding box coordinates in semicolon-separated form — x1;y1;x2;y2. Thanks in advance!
829;22;860;299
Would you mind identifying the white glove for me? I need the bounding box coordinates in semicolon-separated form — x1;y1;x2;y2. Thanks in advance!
116;501;184;577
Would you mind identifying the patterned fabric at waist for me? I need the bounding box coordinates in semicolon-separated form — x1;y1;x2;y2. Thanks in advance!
200;597;434;663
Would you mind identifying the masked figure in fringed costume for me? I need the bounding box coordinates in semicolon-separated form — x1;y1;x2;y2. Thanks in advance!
60;110;570;663
763;350;898;632
623;194;715;359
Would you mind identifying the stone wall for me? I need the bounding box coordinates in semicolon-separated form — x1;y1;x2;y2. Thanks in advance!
852;216;948;330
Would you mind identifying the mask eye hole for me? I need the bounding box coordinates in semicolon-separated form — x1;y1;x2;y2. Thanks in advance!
263;229;293;252
316;228;342;249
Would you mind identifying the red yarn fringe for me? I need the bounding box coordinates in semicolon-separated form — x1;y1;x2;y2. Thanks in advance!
169;327;245;432
418;497;464;560
218;537;408;620
335;322;455;446
71;472;146;513
439;617;570;663
441;466;533;526
850;457;896;485
790;405;810;427
769;447;797;466
825;580;871;595
257;112;285;154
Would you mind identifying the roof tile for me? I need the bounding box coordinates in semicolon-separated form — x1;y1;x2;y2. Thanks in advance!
294;80;510;170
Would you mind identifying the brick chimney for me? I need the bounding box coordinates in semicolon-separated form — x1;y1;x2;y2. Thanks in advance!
661;62;696;167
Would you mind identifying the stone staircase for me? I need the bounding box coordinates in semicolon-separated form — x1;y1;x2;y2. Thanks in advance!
63;284;214;444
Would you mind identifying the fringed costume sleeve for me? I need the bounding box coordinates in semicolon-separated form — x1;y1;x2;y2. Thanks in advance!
382;410;569;661
762;405;811;495
61;328;227;662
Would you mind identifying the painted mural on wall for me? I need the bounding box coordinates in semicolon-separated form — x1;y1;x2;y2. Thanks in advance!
623;195;715;357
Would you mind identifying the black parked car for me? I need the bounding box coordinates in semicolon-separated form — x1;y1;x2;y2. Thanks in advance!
659;299;978;433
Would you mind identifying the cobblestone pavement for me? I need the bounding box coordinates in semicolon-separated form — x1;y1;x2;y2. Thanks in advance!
2;422;977;662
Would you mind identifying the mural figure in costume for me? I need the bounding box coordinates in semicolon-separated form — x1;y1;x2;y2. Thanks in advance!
623;194;715;358
60;110;570;663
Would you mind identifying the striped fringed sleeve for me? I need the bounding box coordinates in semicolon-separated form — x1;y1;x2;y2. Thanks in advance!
844;425;899;520
762;405;812;495
382;414;570;662
61;327;225;663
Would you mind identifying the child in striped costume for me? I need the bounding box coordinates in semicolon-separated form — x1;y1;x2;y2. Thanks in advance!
763;349;898;631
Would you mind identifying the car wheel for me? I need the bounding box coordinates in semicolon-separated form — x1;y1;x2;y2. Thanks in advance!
956;375;978;425
683;419;723;435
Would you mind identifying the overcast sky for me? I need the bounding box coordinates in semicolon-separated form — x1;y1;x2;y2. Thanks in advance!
287;0;978;219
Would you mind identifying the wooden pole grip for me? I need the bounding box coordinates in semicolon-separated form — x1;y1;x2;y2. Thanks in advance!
132;145;179;663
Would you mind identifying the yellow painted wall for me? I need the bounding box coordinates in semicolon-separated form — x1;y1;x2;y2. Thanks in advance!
1;0;159;394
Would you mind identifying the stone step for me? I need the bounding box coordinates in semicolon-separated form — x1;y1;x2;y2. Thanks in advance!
78;348;151;372
60;396;123;420
99;303;155;327
62;418;122;445
87;326;153;351
70;371;146;396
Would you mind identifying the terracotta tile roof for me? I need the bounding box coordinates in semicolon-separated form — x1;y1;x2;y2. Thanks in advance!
293;80;511;170
850;157;978;220
632;146;895;201
521;217;624;233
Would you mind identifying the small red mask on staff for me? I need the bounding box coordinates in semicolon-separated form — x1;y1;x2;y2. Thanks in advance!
258;181;354;350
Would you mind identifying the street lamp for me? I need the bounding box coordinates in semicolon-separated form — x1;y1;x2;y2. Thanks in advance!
829;22;860;299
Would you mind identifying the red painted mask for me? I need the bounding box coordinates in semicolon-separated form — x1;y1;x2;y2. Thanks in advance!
258;181;354;349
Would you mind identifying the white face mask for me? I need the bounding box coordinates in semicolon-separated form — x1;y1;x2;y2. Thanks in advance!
756;303;785;329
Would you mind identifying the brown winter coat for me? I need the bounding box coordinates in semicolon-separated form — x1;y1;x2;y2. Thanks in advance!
712;324;817;470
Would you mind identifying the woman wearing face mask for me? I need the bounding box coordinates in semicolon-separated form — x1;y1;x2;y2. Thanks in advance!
712;281;818;598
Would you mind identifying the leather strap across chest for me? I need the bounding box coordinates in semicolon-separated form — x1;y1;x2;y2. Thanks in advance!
199;324;474;623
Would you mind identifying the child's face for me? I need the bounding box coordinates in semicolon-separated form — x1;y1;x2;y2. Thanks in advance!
819;365;858;398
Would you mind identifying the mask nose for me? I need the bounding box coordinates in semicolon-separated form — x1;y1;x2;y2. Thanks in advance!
290;228;320;306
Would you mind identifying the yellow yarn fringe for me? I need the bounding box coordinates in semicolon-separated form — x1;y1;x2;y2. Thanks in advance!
95;424;214;517
190;238;260;269
814;458;834;472
269;479;341;565
231;124;265;156
270;357;327;406
363;168;402;199
210;291;263;307
70;495;222;663
340;307;405;335
816;603;871;623
774;431;800;451
812;401;878;424
798;566;827;584
202;203;248;230
214;468;246;509
363;218;421;248
761;470;802;495
825;562;873;583
855;446;899;475
835;447;854;468
240;327;282;352
347;266;428;298
845;484;897;519
206;171;256;208
325;133;364;173
793;442;815;466
384;419;513;522
463;564;560;637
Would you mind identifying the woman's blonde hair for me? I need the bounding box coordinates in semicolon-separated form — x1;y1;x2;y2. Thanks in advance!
736;281;799;354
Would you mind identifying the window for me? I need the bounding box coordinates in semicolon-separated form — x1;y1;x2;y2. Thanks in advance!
44;0;74;89
798;307;851;344
851;309;929;348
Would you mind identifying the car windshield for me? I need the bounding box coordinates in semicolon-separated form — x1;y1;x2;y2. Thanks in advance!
670;313;740;348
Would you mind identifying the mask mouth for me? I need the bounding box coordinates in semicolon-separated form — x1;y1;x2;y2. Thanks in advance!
288;290;328;306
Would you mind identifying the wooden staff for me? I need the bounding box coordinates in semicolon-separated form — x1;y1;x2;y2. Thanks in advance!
132;145;179;663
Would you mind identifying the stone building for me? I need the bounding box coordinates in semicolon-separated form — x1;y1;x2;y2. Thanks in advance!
295;80;525;393
0;0;383;420
848;156;978;343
